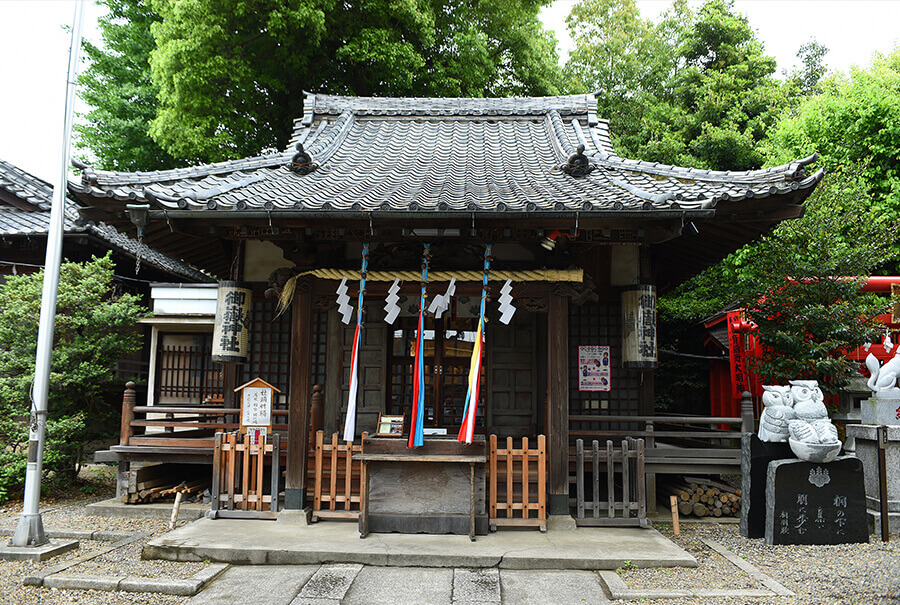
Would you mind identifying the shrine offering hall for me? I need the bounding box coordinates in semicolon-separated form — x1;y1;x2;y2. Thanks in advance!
75;94;822;524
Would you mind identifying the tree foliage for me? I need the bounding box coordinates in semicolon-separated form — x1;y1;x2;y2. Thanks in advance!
147;0;561;163
565;0;787;171
663;170;898;392
76;0;177;171
0;254;144;502
765;48;900;214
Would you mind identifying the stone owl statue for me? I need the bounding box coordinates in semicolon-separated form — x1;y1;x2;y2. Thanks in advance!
789;380;827;421
758;385;795;442
784;379;842;463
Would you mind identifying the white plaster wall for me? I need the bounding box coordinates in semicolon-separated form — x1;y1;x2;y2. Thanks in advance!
610;244;640;286
243;240;295;282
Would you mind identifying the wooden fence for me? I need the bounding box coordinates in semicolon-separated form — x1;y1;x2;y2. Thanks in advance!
311;431;367;521
488;435;547;531
210;431;281;519
573;437;649;527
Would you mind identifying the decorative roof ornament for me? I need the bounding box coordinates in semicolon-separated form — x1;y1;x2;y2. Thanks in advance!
287;142;318;175
72;158;98;185
560;144;595;178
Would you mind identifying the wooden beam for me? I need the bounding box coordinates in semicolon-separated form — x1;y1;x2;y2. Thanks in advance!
286;277;313;509
547;291;570;516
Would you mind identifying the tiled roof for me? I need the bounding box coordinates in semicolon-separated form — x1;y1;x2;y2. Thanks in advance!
0;159;210;282
68;93;823;215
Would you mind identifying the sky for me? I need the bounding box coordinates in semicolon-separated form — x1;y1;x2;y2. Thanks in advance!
0;0;899;183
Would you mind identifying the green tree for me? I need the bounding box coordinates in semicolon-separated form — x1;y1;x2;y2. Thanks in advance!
563;0;676;155
565;0;787;170
0;254;144;502
665;170;897;392
147;0;561;163
76;0;177;172
784;39;830;97
765;48;900;214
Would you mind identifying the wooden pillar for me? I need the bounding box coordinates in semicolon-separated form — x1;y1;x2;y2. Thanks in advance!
547;291;570;516
286;278;313;509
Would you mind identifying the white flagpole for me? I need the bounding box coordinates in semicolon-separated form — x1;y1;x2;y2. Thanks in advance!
11;0;85;547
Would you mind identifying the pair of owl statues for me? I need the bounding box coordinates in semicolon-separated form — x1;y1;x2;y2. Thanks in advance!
759;380;839;447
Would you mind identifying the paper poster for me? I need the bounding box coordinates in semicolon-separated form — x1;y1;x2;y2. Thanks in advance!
241;386;272;427
578;345;611;392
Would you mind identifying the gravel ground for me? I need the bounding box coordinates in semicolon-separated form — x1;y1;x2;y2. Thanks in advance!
619;521;900;604
0;467;199;605
3;468;899;604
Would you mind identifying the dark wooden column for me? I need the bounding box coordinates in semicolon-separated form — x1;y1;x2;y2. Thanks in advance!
547;290;570;516
285;278;313;510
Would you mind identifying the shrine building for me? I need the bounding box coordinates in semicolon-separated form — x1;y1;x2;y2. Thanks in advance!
73;94;822;524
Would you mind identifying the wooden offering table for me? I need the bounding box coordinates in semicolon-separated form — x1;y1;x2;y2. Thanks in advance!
356;436;487;541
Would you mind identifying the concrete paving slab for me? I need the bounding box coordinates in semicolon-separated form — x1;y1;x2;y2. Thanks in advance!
294;563;363;602
42;574;123;591
500;569;610;605
342;566;452;605
187;565;318;605
453;568;500;603
0;539;79;562
144;518;695;570
87;497;207;520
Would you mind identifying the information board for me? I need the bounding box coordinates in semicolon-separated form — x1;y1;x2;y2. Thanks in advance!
241;386;272;428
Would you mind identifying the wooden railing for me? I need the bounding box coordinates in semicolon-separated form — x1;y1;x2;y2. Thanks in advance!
118;382;289;450
210;431;281;519
311;431;367;521
487;435;547;531
572;438;648;527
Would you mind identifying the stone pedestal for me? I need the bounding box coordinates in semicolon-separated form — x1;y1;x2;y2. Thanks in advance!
740;434;793;538
860;393;900;425
846;424;900;532
765;456;868;545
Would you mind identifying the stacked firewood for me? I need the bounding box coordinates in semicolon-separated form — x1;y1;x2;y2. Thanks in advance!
121;463;209;504
658;476;742;518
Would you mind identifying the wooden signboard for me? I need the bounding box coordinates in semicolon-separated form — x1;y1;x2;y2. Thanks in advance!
235;377;281;444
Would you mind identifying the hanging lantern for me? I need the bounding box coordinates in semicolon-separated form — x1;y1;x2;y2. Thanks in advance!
212;281;253;363
622;285;657;369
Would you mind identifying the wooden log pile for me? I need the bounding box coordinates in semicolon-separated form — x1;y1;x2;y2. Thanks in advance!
658;476;742;518
122;463;209;504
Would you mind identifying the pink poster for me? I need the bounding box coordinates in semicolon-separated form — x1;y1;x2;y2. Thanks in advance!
578;345;611;392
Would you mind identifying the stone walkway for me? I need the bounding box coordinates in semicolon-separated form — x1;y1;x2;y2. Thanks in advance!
188;564;613;605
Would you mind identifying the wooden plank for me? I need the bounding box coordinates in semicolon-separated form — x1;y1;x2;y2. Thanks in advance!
636;438;646;518
287;278;313;502
241;433;251;511
344;438;352;511
521;437;529;521
547;293;569;505
314;431;324;511
506;437;513;519
489;434;497;519
210;433;222;514
592;440;600;520
621;440;630;519
226;433;236;510
575;439;584;520
256;436;265;511
271;433;281;513
537;435;546;522
606;440;614;519
329;432;338;511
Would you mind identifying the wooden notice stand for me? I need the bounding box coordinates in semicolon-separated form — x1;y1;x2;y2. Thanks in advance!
355;436;487;541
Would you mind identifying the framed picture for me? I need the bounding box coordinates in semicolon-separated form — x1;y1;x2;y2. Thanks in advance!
376;413;405;437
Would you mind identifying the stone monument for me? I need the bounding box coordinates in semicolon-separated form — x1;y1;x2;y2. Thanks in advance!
764;456;868;545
